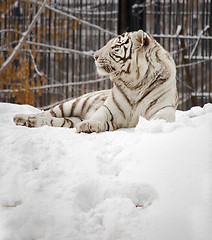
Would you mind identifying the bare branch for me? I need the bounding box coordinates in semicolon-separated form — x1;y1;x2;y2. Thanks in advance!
0;29;23;35
26;40;94;57
189;25;209;59
32;76;110;90
176;58;212;69
0;0;48;75
0;40;94;57
0;76;110;93
28;49;44;77
151;33;212;41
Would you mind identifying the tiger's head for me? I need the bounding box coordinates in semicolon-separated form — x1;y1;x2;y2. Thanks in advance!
93;30;155;82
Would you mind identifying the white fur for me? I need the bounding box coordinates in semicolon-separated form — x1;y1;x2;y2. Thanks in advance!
14;30;178;133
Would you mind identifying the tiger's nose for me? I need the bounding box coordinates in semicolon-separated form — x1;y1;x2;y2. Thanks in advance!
94;55;99;61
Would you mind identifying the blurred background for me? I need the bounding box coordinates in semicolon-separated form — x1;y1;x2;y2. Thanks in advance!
0;0;211;110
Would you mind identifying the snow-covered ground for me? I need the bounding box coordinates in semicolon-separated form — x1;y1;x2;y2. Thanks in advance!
0;102;212;240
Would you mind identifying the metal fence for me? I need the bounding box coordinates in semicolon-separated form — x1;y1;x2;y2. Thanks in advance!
0;0;118;109
0;0;212;110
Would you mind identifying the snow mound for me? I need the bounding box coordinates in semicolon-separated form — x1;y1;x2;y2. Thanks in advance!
0;102;212;240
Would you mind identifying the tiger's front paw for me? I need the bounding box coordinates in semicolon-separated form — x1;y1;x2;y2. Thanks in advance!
13;114;42;128
76;120;104;133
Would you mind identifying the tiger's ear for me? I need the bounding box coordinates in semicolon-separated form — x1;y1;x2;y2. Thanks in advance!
131;30;150;48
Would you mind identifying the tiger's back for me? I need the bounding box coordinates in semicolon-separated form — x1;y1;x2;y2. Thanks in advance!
14;30;178;132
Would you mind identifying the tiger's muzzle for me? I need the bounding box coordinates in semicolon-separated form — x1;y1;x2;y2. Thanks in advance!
95;57;115;76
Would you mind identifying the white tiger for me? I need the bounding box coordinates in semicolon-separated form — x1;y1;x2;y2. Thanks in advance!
14;30;178;133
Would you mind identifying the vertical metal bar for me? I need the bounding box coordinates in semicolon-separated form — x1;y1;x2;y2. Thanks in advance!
48;6;51;106
76;0;79;98
209;0;212;103
45;5;48;106
179;0;184;110
191;0;196;106
182;0;185;109
53;0;56;103
29;2;32;88
186;0;189;109
85;0;88;94
201;0;205;106
206;0;210;104
60;0;62;99
97;0;101;91
79;0;82;96
176;0;183;109
205;1;209;104
97;0;100;91
162;0;165;47
195;0;199;107
66;0;70;99
72;0;75;98
88;0;92;93
40;4;45;106
34;3;37;106
4;0;8;102
154;0;160;43
60;1;63;101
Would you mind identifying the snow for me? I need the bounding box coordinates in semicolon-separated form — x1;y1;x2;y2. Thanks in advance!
0;102;212;240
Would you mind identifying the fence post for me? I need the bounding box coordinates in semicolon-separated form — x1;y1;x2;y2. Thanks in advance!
118;0;131;34
118;0;146;34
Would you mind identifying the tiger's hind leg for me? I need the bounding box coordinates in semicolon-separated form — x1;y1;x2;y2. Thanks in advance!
14;113;83;128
